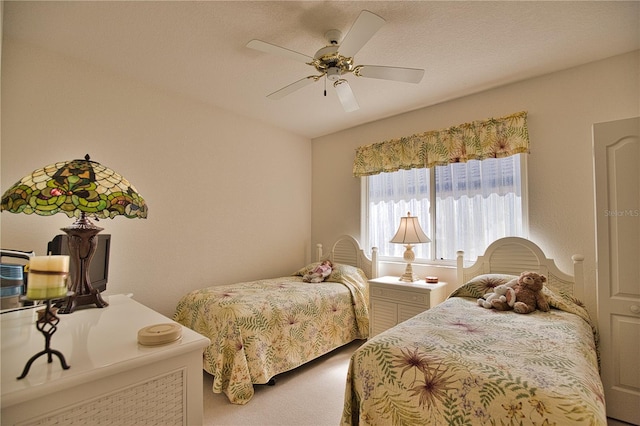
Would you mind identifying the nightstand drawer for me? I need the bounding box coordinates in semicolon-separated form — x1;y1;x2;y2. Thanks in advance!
371;286;429;306
398;304;427;322
368;276;447;337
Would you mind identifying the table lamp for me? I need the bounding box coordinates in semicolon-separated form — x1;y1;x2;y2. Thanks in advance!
1;154;148;313
390;212;430;282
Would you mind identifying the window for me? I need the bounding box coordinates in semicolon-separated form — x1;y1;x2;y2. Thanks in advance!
363;154;528;262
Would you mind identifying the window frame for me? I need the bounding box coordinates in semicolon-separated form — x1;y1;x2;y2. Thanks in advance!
360;154;529;264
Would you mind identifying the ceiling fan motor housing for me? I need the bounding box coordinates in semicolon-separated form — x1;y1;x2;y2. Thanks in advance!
313;44;355;77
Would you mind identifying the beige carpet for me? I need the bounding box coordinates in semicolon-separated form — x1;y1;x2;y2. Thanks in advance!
202;340;364;426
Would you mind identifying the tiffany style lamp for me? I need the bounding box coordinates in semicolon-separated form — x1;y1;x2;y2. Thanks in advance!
1;155;148;313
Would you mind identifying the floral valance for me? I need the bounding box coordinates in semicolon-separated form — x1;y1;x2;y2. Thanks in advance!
353;111;529;177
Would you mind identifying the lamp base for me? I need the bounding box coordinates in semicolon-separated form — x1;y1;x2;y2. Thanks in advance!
398;263;419;282
59;291;108;314
57;214;109;314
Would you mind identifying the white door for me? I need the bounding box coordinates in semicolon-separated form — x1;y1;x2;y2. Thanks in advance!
593;116;640;425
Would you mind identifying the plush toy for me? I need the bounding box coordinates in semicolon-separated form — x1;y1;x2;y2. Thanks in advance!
492;271;550;314
303;260;333;283
477;282;516;309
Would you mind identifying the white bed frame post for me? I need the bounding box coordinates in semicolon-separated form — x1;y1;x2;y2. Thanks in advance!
371;247;379;278
571;254;585;304
456;250;465;286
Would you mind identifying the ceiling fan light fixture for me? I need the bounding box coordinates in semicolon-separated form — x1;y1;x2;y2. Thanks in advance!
327;67;341;81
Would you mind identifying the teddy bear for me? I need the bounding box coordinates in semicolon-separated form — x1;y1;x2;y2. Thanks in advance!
492;271;550;314
477;282;516;309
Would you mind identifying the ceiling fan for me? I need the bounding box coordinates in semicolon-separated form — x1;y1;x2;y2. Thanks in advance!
246;10;425;112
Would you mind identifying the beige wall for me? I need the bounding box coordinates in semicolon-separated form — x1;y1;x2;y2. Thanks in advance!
312;50;640;316
2;36;638;318
0;39;312;317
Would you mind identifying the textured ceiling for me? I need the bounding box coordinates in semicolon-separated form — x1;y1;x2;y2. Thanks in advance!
3;1;639;139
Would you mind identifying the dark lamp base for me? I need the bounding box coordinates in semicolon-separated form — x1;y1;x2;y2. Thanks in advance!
59;291;108;314
58;214;109;314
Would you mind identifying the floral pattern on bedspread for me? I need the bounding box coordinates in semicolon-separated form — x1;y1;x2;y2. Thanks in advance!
174;267;369;405
451;274;601;366
342;296;606;426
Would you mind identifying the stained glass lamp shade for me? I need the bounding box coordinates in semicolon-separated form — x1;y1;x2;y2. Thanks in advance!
1;155;147;313
390;212;430;282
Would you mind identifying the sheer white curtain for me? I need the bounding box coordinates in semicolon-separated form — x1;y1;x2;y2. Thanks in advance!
367;155;526;261
435;155;524;260
368;168;431;259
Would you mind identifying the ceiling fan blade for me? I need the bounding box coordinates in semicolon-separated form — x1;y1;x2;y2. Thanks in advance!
333;80;359;112
246;39;312;63
267;76;317;100
355;65;425;84
339;10;386;58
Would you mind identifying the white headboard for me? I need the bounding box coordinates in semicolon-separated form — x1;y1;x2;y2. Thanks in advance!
456;237;584;300
316;235;378;279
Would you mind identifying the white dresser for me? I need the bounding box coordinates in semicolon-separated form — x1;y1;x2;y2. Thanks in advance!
369;276;448;337
1;294;210;426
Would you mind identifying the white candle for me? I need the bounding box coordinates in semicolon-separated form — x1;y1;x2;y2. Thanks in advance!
27;255;70;300
30;255;70;272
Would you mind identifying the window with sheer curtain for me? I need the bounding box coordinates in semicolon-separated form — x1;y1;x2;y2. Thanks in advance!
355;112;530;262
364;154;527;262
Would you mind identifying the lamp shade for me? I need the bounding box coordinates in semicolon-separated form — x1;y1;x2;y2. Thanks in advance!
390;212;430;244
1;155;147;220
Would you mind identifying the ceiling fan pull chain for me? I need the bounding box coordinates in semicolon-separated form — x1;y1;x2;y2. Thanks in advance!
324;76;327;96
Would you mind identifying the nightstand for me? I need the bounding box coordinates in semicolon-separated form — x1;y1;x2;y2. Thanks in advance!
369;276;448;337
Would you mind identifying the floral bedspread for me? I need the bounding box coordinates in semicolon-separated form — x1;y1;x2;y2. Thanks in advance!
174;264;369;405
342;289;606;425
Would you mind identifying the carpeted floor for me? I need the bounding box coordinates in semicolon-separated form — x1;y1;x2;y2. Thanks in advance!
202;339;364;426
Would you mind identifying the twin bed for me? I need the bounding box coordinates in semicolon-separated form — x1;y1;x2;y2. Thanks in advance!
342;237;606;425
174;235;605;425
174;235;378;405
